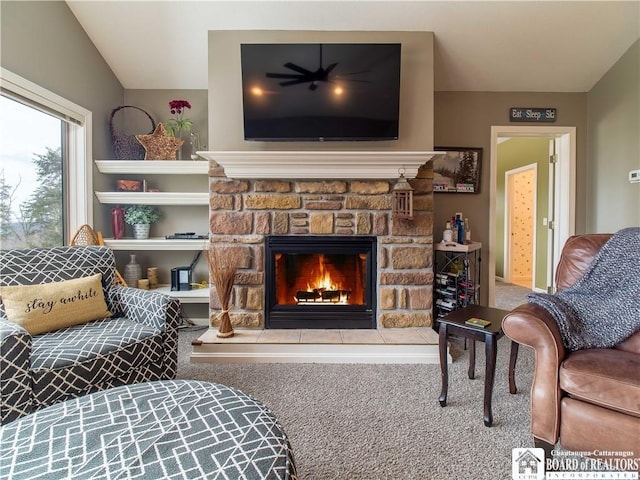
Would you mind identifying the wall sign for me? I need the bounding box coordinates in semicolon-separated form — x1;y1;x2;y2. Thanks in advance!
510;107;556;123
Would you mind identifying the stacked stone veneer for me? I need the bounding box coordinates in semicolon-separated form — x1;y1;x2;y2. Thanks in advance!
208;161;434;329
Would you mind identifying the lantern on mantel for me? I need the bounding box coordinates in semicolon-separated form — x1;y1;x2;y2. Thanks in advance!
392;170;413;219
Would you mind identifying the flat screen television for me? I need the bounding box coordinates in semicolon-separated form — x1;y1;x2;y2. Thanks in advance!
240;43;401;142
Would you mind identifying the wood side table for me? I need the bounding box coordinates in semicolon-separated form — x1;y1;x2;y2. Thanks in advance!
438;304;519;427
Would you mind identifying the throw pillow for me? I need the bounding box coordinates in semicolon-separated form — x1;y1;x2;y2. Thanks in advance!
0;273;111;335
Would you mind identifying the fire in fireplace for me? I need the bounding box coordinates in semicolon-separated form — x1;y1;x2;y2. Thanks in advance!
265;236;377;329
279;253;365;305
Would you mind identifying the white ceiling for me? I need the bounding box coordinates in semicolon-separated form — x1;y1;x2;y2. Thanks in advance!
66;1;639;92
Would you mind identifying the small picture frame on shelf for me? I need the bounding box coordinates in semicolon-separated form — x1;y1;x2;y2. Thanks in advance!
432;147;482;193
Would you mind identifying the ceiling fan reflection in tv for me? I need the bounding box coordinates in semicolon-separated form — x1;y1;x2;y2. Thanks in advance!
265;44;370;91
240;43;402;142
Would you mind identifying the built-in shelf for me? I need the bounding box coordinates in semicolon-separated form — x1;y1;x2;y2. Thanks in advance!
95;160;208;174
155;285;209;303
103;238;209;250
95;191;208;205
96;160;210;317
197;151;438;179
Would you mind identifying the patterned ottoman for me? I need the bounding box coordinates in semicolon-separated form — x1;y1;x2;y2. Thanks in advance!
0;380;297;480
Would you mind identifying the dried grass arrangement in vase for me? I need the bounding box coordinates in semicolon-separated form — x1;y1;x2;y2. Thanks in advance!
207;244;244;338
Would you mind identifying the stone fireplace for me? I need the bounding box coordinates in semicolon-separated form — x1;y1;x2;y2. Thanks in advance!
204;151;435;331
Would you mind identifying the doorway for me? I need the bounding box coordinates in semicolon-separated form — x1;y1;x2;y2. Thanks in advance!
504;164;537;288
488;126;576;307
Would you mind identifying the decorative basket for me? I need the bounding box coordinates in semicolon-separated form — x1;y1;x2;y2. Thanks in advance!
110;105;156;160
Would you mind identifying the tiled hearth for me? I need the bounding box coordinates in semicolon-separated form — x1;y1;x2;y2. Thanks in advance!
192;327;443;364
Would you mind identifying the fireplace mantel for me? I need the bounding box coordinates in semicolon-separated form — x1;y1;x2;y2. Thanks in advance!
197;151;438;179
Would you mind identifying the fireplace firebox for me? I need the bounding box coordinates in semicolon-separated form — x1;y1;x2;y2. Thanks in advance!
265;236;377;329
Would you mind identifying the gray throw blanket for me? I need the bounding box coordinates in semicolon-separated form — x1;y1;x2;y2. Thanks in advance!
528;227;640;351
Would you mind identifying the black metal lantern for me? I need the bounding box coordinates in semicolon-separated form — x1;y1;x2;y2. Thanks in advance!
392;170;413;219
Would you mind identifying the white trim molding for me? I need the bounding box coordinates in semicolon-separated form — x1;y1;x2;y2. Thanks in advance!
96;160;208;175
198;151;438;179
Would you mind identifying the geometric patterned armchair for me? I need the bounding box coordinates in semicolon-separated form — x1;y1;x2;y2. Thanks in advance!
0;246;181;424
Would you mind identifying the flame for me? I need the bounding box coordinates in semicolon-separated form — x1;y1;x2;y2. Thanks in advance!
306;254;341;291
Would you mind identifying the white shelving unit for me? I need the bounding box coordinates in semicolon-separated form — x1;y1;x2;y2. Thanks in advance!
95;191;208;205
95;160;208;175
155;285;209;304
102;238;208;251
95;160;209;246
95;160;209;310
95;160;209;206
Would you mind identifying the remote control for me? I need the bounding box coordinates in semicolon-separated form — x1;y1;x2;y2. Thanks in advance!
165;233;208;240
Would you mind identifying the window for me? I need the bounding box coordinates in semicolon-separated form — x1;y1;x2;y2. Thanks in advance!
0;95;65;247
0;68;92;248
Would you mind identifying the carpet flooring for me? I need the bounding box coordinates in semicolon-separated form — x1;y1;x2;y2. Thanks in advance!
176;321;537;480
494;280;532;311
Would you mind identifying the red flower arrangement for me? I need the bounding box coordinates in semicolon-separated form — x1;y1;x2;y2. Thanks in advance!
164;99;192;137
169;99;191;115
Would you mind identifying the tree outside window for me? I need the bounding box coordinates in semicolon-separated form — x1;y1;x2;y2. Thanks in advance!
0;95;64;248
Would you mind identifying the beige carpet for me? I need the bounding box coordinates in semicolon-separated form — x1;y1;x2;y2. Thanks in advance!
495;280;532;311
176;326;537;479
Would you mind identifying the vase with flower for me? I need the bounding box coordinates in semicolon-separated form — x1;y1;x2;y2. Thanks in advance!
163;99;192;160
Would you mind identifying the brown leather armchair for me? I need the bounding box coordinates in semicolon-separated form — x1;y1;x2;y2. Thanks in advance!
502;234;640;457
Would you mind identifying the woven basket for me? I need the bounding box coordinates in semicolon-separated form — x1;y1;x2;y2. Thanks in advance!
110;105;156;160
69;224;127;286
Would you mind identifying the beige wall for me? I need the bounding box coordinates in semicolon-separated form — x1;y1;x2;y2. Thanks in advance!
208;31;434;151
0;1;123;162
123;90;209;157
587;39;640;232
434;92;587;302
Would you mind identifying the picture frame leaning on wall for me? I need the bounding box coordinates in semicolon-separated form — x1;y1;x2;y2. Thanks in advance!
432;147;482;193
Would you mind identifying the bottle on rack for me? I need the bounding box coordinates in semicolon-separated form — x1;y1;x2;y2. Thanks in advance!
443;221;453;243
451;216;458;244
456;214;465;244
450;257;464;275
464;218;471;244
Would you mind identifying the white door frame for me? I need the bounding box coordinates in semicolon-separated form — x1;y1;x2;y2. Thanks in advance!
504;163;538;288
489;126;576;306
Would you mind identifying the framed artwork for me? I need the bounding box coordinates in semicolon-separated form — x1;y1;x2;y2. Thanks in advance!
432;147;482;193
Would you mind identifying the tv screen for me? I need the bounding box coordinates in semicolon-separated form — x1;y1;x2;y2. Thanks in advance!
240;43;401;142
